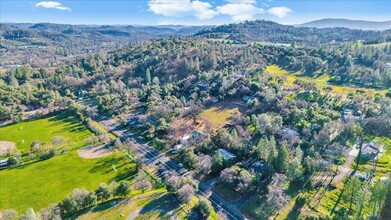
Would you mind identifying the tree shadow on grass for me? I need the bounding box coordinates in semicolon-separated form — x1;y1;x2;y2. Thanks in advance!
47;114;88;134
137;194;180;219
66;198;126;220
285;198;306;220
88;156;136;181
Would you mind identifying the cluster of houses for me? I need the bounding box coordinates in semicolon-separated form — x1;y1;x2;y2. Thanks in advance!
342;108;363;123
173;129;239;161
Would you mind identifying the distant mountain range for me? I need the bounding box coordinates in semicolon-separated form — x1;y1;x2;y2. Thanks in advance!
195;20;391;45
2;20;391;67
299;19;391;30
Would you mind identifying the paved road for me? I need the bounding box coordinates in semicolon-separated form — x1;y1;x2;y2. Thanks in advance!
80;101;245;220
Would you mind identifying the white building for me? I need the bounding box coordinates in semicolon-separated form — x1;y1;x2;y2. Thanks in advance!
217;149;236;161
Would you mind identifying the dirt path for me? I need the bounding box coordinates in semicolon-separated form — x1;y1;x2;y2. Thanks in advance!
0;141;16;155
332;148;357;184
77;145;113;159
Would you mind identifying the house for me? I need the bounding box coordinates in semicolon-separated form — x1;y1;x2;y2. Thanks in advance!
342;108;363;123
224;122;235;128
0;159;8;169
380;177;389;184
173;144;183;152
180;130;206;145
280;128;300;137
242;96;255;102
355;173;367;181
5;64;21;69
180;135;191;145
386;63;391;69
250;160;269;173
128;118;143;128
197;82;209;88
217;149;236;161
310;123;321;131
361;140;383;159
191;130;205;139
210;97;218;103
78;89;87;100
342;109;354;115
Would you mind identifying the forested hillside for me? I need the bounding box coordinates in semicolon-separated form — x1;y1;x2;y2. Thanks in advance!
196;20;391;44
0;23;207;67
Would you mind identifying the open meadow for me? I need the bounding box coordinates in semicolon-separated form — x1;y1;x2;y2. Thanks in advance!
0;150;135;212
0;112;92;153
266;65;387;96
200;101;246;129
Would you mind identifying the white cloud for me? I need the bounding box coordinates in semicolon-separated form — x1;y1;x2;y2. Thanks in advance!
225;0;256;3
217;3;264;21
35;1;71;11
268;7;292;19
148;0;291;22
148;0;218;20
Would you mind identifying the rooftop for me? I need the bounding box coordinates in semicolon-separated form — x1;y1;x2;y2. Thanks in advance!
217;149;236;160
280;128;300;137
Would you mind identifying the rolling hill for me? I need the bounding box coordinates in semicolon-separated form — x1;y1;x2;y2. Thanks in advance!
299;18;391;30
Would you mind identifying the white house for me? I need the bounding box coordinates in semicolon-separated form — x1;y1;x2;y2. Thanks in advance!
280;128;300;137
180;130;206;146
242;95;255;102
217;149;236;161
173;144;183;152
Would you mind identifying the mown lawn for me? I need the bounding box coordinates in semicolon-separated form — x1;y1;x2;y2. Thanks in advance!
0;151;135;212
0;112;92;153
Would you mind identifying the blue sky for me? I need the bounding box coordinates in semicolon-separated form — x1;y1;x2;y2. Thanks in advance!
1;0;391;25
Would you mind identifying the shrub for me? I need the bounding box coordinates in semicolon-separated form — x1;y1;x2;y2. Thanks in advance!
7;157;18;166
196;198;213;217
39;149;56;160
114;181;131;197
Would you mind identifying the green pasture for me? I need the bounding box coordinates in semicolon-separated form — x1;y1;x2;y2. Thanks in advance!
0;113;92;153
0;151;135;212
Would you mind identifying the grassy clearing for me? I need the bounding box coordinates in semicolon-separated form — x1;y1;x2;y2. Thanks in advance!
77;192;212;220
265;65;387;96
200;101;246;128
90;120;116;140
213;183;240;202
77;190;171;220
0;151;135;212
0;113;92;153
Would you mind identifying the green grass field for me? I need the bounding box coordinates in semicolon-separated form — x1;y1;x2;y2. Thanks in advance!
77;191;178;220
200;101;246;129
266;65;387;96
0;151;135;212
0;113;92;152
